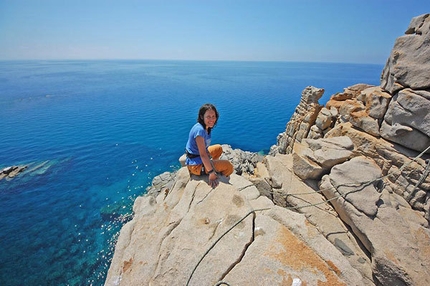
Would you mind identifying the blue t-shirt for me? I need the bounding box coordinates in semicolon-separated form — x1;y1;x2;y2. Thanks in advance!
185;123;211;165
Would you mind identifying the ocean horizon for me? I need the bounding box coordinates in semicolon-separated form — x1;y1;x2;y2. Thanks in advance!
0;60;383;285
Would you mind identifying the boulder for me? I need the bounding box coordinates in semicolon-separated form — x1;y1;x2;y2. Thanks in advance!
315;107;335;132
292;136;354;180
357;86;391;120
381;14;430;93
380;88;430;152
320;156;430;285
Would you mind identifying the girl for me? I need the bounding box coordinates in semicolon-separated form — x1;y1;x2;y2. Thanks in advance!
185;103;234;188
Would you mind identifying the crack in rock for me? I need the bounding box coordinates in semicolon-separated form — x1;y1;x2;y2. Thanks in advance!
218;211;256;281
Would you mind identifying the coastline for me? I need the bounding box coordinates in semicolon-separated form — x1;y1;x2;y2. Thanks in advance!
105;14;430;286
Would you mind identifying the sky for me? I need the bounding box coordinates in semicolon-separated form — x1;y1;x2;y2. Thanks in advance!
0;0;429;64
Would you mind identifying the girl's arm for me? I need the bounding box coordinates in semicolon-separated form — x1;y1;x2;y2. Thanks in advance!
196;136;218;187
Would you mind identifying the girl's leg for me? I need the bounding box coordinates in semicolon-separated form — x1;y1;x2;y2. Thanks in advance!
207;144;223;160
208;144;234;176
187;165;203;176
213;160;234;177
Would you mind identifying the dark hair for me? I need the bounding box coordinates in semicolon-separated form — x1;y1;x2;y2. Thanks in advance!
197;103;219;134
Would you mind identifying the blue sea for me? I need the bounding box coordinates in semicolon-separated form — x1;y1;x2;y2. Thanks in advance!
0;60;382;285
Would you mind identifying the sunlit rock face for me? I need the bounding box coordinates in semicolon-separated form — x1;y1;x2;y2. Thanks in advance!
106;14;430;286
380;13;430;152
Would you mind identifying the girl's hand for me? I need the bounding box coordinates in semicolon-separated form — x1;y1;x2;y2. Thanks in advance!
208;172;219;188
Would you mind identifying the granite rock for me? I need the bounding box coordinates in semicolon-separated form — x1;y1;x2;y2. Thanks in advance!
106;14;430;286
105;168;364;285
381;14;430;94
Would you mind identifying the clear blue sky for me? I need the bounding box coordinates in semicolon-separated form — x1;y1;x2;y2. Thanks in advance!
1;0;429;63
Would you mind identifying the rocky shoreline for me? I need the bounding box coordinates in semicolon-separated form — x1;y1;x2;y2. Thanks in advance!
105;14;430;286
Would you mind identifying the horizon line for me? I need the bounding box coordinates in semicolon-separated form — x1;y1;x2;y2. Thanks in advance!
0;58;386;66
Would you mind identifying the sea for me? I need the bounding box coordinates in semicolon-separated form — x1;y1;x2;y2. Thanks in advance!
0;60;383;285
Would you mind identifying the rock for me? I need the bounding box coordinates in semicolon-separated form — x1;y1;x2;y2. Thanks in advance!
292;136;354;180
315;107;334;131
325;122;430;218
321;156;382;218
308;124;323;139
326;84;375;110
270;86;324;155
221;144;264;176
292;147;325;180
381;14;430;93
146;171;177;197
2;166;15;175
264;13;430;285
320;156;430;285
378;13;430;152
262;154;375;284
105;168;365;286
0;165;28;181
380;88;430;152
325;85;392;137
178;153;186;166
357;86;391;120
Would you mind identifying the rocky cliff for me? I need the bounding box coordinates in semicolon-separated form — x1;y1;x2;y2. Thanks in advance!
105;14;430;286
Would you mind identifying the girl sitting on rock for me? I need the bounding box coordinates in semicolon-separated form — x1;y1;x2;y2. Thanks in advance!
185;103;234;188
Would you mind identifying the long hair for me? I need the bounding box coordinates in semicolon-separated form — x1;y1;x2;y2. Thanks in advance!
197;103;219;135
